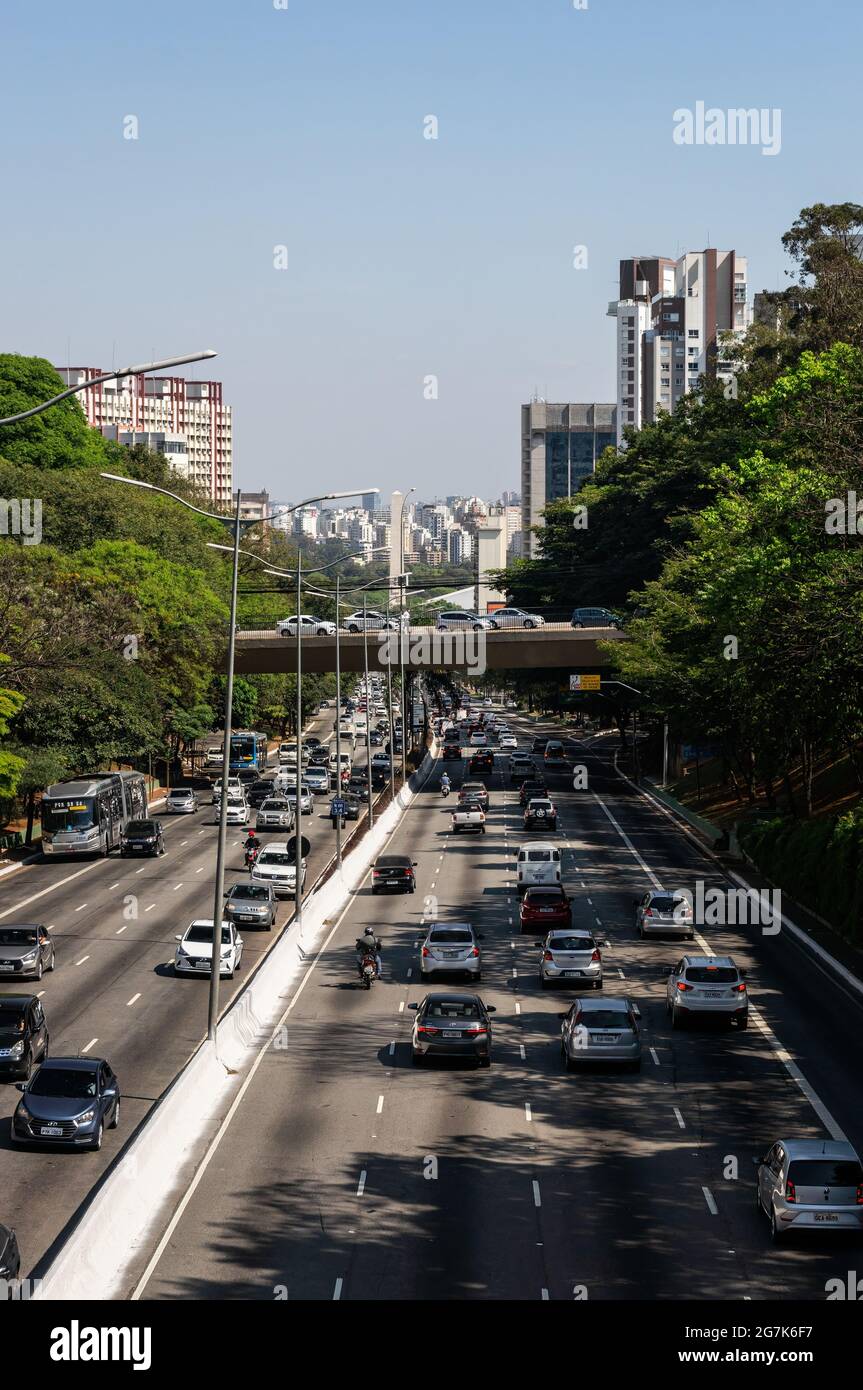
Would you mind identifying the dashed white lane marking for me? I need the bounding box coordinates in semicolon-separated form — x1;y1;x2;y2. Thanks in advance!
135;867;146;875
116;925;128;935
515;1001;521;1015
108;883;120;891
180;841;188;847
398;1001;405;1014
195;866;204;873
81;1038;98;1052
532;1181;541;1208
541;1288;549;1300
512;966;518;978
617;968;625;979
519;1044;526;1060
407;968;412;979
673;1107;686;1129
587;897;593;906
376;1095;384;1115
702;1186;718;1215
649;1047;660;1065
76;955;90;966
525;1103;532;1123
173;883;183;891
388;1041;395;1056
333;1277;343;1301
126;993;141;1007
75;904;88;913
145;904;156;913
36;990;45;998
356;1171;367;1197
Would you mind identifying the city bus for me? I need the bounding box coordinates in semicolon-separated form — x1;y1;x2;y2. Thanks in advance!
229;730;269;775
40;772;148;857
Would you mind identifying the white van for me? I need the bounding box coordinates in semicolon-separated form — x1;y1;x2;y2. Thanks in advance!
516;841;562;895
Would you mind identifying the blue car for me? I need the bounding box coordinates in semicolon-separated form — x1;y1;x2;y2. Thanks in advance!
12;1056;120;1151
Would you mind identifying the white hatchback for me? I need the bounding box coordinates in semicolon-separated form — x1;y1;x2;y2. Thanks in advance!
174;920;243;978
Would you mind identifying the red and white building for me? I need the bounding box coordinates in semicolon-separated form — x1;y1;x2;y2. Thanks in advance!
54;367;233;505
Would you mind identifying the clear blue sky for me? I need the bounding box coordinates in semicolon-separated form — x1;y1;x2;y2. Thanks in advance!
1;0;859;501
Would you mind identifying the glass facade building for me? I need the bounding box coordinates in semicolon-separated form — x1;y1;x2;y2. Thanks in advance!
521;402;617;555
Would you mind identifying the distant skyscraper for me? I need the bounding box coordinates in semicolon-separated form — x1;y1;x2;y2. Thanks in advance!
362;492;379;513
521;402;617;557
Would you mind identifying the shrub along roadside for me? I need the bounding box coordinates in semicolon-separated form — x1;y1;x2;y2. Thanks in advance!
737;808;863;947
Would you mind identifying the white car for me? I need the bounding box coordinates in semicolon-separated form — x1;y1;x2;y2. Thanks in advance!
174;920;244;978
251;844;308;898
483;698;493;707
276;614;337;636
224;795;249;826
516;840;562;894
452;804;486;834
469;732;487;746
499;734;518;750
165;787;198;814
213;776;242;801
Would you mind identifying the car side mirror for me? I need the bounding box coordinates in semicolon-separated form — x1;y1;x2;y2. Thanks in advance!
14;1082;26;1092
175;934;183;941
407;1002;419;1011
485;1005;496;1014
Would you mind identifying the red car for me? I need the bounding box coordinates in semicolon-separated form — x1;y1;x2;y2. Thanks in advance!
442;743;462;760
520;885;572;932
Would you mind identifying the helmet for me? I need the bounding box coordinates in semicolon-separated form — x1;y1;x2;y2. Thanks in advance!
363;927;376;940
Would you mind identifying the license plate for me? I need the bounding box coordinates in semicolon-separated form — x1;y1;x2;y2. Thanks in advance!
40;1126;63;1137
815;1213;839;1222
540;907;555;913
561;970;580;977
703;992;723;999
446;1031;463;1039
0;963;14;971
592;1034;619;1043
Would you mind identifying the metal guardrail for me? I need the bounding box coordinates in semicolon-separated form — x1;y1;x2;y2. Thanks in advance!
235;620;623;638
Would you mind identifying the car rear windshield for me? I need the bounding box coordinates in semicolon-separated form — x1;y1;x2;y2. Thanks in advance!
528;801;553;810
526;888;565;901
170;789;194;797
579;1010;632;1029
429;929;473;943
426;1000;480;1019
650;896;686;913
526;850;552;862
551;936;594;950
787;1160;863;1186
260;801;287;811
377;857;410;867
0;929;38;945
685;967;738;983
30;1069;97;1098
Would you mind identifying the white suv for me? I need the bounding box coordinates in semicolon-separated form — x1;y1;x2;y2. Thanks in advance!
666;954;748;1029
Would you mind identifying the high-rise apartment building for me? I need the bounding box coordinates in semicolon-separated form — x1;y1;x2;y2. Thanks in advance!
607;249;751;447
55;367;233;505
520;402;617;557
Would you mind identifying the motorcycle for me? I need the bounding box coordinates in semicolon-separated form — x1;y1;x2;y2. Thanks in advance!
358;952;378;989
440;782;451;798
244;843;260;870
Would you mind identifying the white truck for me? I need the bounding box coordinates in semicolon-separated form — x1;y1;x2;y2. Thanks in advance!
451;803;486;835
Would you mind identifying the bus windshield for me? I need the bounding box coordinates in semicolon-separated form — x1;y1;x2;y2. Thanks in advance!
42;800;96;833
230;735;256;764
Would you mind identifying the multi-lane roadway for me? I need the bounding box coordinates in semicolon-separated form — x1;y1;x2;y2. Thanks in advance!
135;708;863;1301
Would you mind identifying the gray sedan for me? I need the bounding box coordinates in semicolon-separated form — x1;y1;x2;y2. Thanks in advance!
223;882;277;930
420;923;481;981
0;925;56;982
560;996;642;1071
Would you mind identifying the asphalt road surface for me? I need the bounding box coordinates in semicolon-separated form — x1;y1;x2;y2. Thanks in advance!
138;708;863;1301
0;703;371;1277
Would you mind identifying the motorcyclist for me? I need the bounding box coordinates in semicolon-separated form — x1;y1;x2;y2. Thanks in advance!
440;772;451;797
243;830;260;866
355;926;382;980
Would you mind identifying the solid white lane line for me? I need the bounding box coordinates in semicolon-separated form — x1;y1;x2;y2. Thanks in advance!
532;1181;541;1208
81;1038;98;1052
76;955;90;966
702;1186;718;1215
126;993;141;1007
333;1277;343;1301
376;1095;384;1115
592;793;662;889
673;1107;686;1129
116;925;128;935
356;1171;367;1197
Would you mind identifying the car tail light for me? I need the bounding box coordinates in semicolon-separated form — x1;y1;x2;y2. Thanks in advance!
470;947;480;957
464;1025;487;1035
643;909;652;918
417;1025;440;1036
676;981;693;992
421;947;430;957
785;1180;796;1204
543;951;553;961
591;949;601;962
856;1185;863;1206
733;982;747;992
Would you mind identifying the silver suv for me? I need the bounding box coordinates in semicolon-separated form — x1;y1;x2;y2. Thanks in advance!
754;1139;863;1242
666;954;748;1029
634;890;694;939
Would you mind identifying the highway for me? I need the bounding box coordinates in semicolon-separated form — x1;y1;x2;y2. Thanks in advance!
136;708;863;1302
0;702;374;1278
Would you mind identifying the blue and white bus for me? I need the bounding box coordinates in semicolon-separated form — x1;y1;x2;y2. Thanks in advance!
41;771;148;857
229;730;269;775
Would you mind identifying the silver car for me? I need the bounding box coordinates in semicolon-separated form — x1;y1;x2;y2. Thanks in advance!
256;798;294;831
223;882;277;930
490;606;545;630
165;787;198;814
634;889;694;939
421;923;482;980
755;1139;863;1243
560;996;642;1071
0;925;56;982
539;930;606;990
436;610;495;632
304;766;330;794
666;954;748;1029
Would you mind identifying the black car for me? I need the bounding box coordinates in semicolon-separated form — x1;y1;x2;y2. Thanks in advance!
0;995;49;1082
308;747;331;767
531;737;549;754
247;779;277;808
12;1056;120;1151
0;1225;20;1284
570;606;621;630
347;776;368;799
343;793;362;821
120;818;165;856
369;730;384;746
519;779;548;806
469;752;493;776
372;854;417;894
410;992;496;1067
0;924;55;981
442;742;461;760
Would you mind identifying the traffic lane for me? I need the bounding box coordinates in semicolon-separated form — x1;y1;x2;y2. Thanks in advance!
554;749;863;1166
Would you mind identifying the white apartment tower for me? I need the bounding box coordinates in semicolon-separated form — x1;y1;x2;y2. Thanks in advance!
55;366;233;505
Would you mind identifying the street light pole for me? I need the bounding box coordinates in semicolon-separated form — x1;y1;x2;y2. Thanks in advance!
0;350;217;426
334;571;343;871
294;550;304;923
362;594;374;830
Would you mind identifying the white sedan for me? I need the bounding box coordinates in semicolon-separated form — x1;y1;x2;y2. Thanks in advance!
500;734;518;750
276;614;337;636
469;732;487;746
174;920;244;978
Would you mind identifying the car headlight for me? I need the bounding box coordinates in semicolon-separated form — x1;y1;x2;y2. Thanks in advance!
21;950;38;964
76;1109;96;1125
0;1041;25;1059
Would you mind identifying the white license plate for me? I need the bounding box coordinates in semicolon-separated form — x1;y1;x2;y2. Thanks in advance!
561;970;581;977
446;1031;463;1039
703;992;723;999
0;963;15;971
40;1126;63;1136
815;1213;839;1222
592;1034;619;1043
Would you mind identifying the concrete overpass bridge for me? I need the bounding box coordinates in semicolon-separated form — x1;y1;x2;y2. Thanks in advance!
233;623;626;675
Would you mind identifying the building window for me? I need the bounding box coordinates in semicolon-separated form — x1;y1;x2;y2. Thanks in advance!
688;329;699;338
